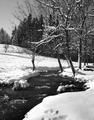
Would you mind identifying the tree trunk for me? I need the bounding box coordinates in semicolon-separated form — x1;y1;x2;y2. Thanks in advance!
32;52;36;71
64;54;70;67
65;30;75;77
66;54;75;77
78;38;82;69
84;53;86;66
84;49;87;66
91;39;94;66
92;53;94;66
84;38;87;66
57;52;63;72
78;15;86;69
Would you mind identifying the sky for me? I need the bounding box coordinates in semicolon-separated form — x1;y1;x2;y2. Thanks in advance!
0;0;29;36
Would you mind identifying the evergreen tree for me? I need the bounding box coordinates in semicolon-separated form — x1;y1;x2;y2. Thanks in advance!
49;14;53;26
11;14;44;48
11;26;18;45
38;15;44;40
55;16;59;26
0;28;10;44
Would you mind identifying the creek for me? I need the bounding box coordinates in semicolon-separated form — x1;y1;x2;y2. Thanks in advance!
0;70;86;120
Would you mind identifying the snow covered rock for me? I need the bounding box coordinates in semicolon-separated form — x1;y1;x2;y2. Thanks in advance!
57;83;76;93
85;81;94;90
20;79;30;88
57;83;66;93
12;79;30;90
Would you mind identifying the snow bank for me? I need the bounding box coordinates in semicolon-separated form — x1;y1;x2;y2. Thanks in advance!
0;69;40;84
23;90;94;120
75;69;94;90
60;67;94;90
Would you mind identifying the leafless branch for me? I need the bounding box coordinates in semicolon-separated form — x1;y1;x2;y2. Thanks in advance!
13;13;23;22
30;33;63;49
36;0;59;9
17;2;28;18
25;0;31;14
54;42;63;50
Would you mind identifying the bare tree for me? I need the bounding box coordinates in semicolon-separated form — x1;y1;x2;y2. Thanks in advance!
33;0;76;76
13;0;39;22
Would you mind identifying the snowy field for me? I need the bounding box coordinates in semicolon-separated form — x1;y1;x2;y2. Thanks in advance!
1;44;94;120
0;44;68;84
